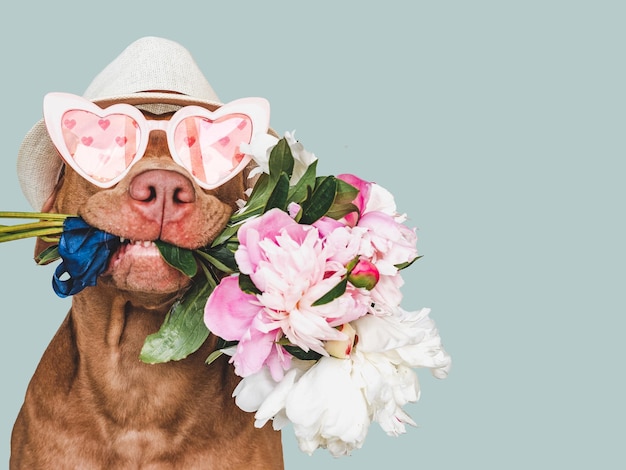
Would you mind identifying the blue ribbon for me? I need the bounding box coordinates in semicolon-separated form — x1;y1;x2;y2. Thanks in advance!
52;217;121;297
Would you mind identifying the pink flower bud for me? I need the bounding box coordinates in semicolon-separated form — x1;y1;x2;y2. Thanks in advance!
348;258;380;290
324;323;358;358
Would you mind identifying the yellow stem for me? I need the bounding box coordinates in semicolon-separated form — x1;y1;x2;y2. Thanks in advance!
0;227;64;243
0;212;73;220
0;220;65;234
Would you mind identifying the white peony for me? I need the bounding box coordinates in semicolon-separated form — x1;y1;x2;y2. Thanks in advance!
231;304;451;456
240;130;316;184
240;132;278;179
283;131;317;184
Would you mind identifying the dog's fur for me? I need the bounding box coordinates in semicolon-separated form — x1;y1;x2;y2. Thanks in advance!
10;115;284;469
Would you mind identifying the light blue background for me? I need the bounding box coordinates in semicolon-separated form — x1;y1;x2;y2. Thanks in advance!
1;1;623;468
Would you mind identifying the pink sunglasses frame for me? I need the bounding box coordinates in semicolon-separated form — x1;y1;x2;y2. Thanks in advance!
43;92;270;190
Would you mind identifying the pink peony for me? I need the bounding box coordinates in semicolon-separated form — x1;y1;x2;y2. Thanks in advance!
336;173;371;227
348;258;380;290
337;174;419;306
204;208;370;380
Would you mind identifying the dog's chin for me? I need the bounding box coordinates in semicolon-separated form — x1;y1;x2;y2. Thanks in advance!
103;241;192;295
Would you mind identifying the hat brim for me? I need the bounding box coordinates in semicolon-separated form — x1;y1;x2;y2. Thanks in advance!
91;91;223;110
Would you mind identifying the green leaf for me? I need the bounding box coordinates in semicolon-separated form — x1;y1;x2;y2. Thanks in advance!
206;337;238;365
239;273;261;295
324;202;359;221
215;336;239;350
287;159;318;204
35;245;60;265
155;241;198;277
333;179;359;205
210;221;243;247
283;344;322;361
197;262;218;291
264;172;290;212
205;349;226;365
324;179;360;220
229;174;272;224
205;349;223;365
395;255;423;271
139;281;212;363
196;244;238;273
268;138;294;181
299;176;338;225
312;278;348;306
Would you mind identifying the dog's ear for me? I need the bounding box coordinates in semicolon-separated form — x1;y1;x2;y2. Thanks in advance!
33;174;64;264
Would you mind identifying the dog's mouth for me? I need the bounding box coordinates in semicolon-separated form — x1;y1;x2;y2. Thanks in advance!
103;237;193;295
115;238;162;258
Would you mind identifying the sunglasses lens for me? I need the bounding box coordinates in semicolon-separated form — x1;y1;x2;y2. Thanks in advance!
173;114;252;187
61;110;140;184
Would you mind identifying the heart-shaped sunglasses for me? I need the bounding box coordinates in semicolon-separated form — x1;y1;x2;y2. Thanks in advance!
43;92;270;189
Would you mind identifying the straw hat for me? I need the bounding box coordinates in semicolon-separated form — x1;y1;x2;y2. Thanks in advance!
17;36;228;210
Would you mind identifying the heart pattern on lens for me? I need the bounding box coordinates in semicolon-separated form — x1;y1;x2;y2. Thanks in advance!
61;110;140;184
172;114;252;186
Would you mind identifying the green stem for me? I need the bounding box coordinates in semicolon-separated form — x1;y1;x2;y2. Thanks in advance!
0;220;65;234
0;212;72;220
194;250;234;274
0;227;64;243
198;262;218;290
39;236;62;243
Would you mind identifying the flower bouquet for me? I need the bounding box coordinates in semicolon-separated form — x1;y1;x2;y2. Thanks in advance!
1;132;451;457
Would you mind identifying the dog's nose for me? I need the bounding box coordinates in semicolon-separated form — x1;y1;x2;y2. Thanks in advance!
128;169;196;224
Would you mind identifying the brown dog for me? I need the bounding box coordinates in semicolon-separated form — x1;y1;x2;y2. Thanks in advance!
11;118;284;470
10;38;284;469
